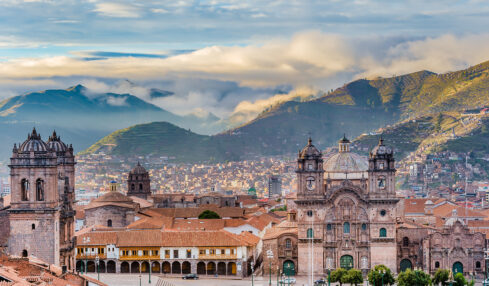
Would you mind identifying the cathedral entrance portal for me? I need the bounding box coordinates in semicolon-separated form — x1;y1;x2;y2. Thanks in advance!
340;255;354;270
453;262;463;275
283;260;295;276
400;259;412;272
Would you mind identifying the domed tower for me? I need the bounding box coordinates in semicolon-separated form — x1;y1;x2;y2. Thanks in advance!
127;162;151;199
296;138;323;199
368;136;396;198
8;128;61;265
367;136;399;271
47;131;76;269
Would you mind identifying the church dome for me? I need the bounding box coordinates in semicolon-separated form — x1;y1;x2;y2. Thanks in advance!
299;138;321;159
324;134;368;179
130;162;147;174
47;130;67;152
18;128;49;153
324;152;368;173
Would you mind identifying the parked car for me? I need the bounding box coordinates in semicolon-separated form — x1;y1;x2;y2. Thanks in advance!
182;273;199;280
280;277;296;284
314;278;327;285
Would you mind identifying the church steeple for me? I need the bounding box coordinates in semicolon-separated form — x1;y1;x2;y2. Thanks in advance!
339;134;350;153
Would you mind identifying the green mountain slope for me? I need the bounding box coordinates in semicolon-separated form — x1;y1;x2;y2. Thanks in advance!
83;60;489;162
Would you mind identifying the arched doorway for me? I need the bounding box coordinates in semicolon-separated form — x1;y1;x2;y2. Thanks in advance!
172;261;181;274
283;260;295;276
131;262;140;273
87;261;96;273
217;262;226;275
99;261;106;273
340;255;354;270
197;262;206;275
22;250;28;257
453;262;463;275
207;262;216;275
141;261;150;273
107;261;116;273
152;262;160;273
182;261;191;274
400;259;412;272
76;261;84;272
121;262;130;273
228;262;237;275
162;262;171;273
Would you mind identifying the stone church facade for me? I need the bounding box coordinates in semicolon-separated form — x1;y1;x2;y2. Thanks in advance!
295;136;398;275
7;129;76;269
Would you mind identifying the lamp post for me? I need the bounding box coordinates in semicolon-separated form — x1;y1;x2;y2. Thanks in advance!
251;261;255;286
95;255;100;281
148;258;151;284
327;268;331;286
267;249;274;286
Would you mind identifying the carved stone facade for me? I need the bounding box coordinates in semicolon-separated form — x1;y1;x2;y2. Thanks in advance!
295;136;398;275
8;129;76;269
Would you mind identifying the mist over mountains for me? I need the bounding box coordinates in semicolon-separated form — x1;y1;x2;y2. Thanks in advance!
2;60;489;162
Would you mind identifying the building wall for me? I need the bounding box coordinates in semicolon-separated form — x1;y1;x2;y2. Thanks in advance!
85;206;134;228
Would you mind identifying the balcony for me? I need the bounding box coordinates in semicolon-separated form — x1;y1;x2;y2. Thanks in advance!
198;254;237;260
76;254;106;260
120;254;160;261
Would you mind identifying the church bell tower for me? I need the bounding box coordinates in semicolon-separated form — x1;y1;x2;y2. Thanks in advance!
296;138;324;200
368;136;396;198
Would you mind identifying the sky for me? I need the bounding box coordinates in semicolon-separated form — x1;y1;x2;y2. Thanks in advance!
1;0;489;126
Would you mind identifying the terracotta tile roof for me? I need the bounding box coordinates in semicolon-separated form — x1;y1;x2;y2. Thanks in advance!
126;217;173;230
403;198;430;214
117;230;162;247
142;207;245;219
129;196;153;208
236;231;260;246
263;219;298;240
434;205;484;218
85;192;139;211
171;219;225;231
160;230;252;247
77;231;117;246
468;220;489;227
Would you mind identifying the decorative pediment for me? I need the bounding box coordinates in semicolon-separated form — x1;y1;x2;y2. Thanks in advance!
326;184;367;204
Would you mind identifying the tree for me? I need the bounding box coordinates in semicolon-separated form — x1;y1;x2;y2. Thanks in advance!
453;272;466;286
331;268;348;286
341;269;363;286
433;269;449;285
368;265;395;286
397;269;431;286
198;210;221;219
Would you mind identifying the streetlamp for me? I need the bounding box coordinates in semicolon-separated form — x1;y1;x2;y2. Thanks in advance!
148;258;151;284
276;266;280;286
267;249;274;286
327;268;331;286
95;255;100;281
251;261;255;286
139;273;142;286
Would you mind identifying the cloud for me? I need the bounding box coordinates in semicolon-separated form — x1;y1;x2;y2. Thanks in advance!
229;87;320;125
93;2;140;18
1;32;489;123
106;95;128;106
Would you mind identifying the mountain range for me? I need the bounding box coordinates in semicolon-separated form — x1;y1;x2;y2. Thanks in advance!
3;60;489;162
82;60;489;162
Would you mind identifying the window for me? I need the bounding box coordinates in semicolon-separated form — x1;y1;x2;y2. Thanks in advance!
221;249;225;255
435;261;440;268
22;250;28;257
380;210;386;216
32;224;35;230
231;249;235;255
107;219;112;227
165;250;170;258
307;210;313;217
327;224;332;231
403;237;409;247
308;164;313;170
139;183;143;191
132;250;137;256
343;222;350;234
131;184;135;191
36;179;44;201
154;250;159;256
379;228;387;237
173;250;179;258
476;261;481;268
361;223;367;231
307;228;314;238
21;179;29;201
285;239;292;249
209;249;215;255
378;177;386;188
187;249;191;258
199;249;205;255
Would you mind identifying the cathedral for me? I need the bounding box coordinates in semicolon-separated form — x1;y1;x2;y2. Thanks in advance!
7;129;76;269
295;136;398;275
